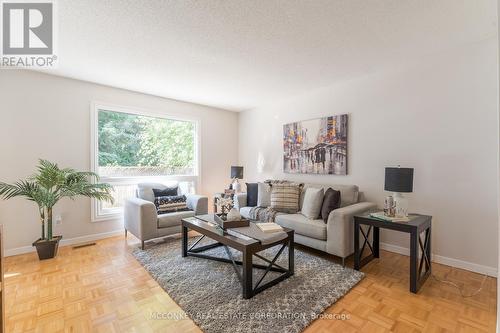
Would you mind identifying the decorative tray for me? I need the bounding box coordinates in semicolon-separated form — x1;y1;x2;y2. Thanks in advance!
214;213;250;229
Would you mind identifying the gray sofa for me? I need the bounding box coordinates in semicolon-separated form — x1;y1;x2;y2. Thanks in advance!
124;183;208;249
234;183;376;264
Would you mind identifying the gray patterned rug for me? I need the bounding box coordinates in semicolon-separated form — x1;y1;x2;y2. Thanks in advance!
133;236;363;333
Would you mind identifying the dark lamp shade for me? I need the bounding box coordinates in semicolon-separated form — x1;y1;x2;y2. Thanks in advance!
385;167;413;193
231;166;244;179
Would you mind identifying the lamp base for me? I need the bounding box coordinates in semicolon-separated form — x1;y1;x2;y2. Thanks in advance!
232;179;242;193
393;192;408;218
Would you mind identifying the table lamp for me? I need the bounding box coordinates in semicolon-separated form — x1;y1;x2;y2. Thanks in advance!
385;167;414;218
231;166;244;193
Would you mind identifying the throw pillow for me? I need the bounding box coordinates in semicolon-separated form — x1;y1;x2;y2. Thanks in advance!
257;182;271;207
246;183;258;207
153;187;178;197
321;188;341;222
301;187;324;219
270;183;301;213
154;195;188;214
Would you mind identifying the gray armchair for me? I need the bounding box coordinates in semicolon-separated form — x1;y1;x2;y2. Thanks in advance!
124;183;208;249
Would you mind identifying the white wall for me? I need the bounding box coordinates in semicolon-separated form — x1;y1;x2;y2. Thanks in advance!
239;38;499;274
0;70;238;254
496;0;500;328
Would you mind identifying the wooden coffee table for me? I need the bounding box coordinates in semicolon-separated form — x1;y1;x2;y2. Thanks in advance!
181;216;294;299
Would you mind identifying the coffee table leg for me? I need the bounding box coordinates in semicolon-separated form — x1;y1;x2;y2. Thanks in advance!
242;249;253;299
182;225;188;257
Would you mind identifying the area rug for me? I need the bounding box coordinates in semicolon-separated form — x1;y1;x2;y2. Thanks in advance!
133;236;363;333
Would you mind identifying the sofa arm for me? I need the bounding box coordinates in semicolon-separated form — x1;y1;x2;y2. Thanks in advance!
186;194;208;215
326;202;377;258
234;193;247;210
124;197;158;241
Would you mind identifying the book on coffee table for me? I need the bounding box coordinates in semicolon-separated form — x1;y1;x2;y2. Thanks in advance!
256;223;283;233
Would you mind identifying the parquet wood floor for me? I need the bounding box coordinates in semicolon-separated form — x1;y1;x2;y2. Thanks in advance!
4;234;497;332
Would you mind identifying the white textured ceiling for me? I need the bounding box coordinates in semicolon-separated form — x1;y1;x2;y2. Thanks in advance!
41;0;496;111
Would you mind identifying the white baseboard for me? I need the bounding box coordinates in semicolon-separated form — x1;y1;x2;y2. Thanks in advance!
380;242;497;277
5;230;124;257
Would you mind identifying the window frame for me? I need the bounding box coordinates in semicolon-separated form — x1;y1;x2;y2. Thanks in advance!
90;102;202;222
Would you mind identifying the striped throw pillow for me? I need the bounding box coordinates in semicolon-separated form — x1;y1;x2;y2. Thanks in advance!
154;195;189;214
270;183;302;213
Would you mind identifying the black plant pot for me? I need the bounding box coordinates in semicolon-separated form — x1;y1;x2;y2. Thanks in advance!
33;236;62;260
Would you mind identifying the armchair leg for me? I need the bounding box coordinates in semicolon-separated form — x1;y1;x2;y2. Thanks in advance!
141;241;145;250
125;229;127;238
342;257;345;267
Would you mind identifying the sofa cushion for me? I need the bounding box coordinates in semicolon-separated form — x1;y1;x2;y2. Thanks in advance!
301;187;324;219
157;210;195;228
239;206;253;219
335;184;359;207
270;183;301;213
246;183;258;207
275;214;327;240
257;182;271;207
321;188;341;222
137;182;179;202
300;184;358;208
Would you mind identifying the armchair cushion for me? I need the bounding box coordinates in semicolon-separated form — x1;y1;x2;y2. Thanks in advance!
153;187;178;197
137;182;179;202
158;210;195;228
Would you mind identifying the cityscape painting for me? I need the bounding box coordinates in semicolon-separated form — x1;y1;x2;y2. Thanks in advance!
283;114;348;175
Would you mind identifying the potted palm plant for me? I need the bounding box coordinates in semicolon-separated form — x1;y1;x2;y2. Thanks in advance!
0;159;114;260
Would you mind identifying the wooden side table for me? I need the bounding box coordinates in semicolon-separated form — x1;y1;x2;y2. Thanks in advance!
353;214;432;293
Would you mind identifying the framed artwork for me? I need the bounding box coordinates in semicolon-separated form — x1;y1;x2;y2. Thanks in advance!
283;114;348;175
